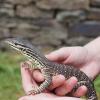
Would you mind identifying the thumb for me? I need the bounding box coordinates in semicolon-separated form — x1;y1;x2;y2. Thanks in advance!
45;47;71;62
45;47;88;67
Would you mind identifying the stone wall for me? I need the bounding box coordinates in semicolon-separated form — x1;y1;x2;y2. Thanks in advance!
0;0;100;50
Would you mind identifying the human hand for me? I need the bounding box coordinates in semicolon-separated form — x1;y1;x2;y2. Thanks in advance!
19;37;100;100
45;46;99;80
31;46;100;97
19;46;88;98
19;93;84;100
18;65;84;100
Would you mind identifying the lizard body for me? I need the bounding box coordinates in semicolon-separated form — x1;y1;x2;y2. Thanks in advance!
5;38;98;100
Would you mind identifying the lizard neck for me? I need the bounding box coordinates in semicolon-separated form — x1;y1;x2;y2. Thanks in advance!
22;49;49;69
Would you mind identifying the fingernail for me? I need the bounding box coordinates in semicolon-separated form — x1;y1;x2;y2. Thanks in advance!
21;62;30;70
55;84;68;96
67;77;78;84
73;85;87;97
21;62;25;68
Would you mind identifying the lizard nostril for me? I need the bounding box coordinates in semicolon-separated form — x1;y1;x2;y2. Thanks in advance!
19;47;25;51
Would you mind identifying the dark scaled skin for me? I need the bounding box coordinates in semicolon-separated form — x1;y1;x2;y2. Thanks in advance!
5;38;98;100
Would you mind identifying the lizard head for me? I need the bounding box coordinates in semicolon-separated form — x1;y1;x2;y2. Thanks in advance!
5;38;29;52
5;38;47;65
5;38;39;58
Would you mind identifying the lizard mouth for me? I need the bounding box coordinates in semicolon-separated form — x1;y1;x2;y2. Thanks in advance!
5;40;19;51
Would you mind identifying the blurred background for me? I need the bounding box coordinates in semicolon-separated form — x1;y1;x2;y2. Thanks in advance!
0;0;100;100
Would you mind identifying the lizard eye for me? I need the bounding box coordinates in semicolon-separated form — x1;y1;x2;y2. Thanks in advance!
14;43;18;46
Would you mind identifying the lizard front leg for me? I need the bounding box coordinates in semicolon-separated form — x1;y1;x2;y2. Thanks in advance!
27;70;52;95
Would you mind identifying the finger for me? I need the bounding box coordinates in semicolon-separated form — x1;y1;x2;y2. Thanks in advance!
33;70;45;82
20;62;37;94
48;75;65;90
45;47;70;62
25;61;44;82
73;86;87;97
55;77;78;96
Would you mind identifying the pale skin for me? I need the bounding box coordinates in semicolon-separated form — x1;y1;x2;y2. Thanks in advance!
19;37;100;100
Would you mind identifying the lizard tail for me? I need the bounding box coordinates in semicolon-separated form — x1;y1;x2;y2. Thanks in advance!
72;80;98;100
86;81;98;100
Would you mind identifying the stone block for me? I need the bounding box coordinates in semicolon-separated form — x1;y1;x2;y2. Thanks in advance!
66;36;93;46
5;0;33;5
16;5;53;18
0;16;17;28
36;0;89;10
0;3;14;16
68;21;100;37
9;20;68;47
31;21;68;46
56;10;86;25
17;23;40;30
90;0;100;7
87;8;100;20
10;27;40;39
0;27;10;39
0;15;42;29
32;30;67;46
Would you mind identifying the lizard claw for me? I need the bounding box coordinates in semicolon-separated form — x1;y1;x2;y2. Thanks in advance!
26;90;36;95
26;86;39;95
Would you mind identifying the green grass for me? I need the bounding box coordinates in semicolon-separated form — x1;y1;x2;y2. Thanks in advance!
0;52;100;100
0;52;24;100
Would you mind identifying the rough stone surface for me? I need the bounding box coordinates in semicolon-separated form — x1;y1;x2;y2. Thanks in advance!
36;0;89;10
0;27;10;39
90;0;100;7
32;30;67;46
10;28;40;39
16;5;53;18
66;36;93;46
0;16;18;28
87;8;100;20
5;0;33;5
0;3;14;16
0;0;100;50
10;20;68;46
56;10;86;26
68;21;100;37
